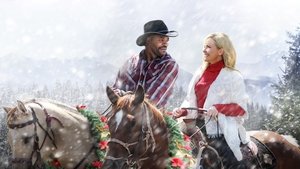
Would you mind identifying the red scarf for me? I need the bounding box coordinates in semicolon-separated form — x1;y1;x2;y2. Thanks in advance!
194;60;245;116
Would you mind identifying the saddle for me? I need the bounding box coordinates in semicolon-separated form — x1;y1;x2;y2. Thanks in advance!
190;119;277;168
192;134;277;169
248;136;277;169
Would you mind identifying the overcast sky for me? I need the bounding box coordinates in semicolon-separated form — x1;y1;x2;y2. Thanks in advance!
1;0;300;74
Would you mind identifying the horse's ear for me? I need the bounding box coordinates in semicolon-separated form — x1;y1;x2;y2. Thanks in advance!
132;85;145;106
17;100;27;113
106;86;119;104
3;107;12;113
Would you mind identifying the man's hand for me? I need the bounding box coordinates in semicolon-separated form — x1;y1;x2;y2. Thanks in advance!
113;88;132;96
112;88;122;95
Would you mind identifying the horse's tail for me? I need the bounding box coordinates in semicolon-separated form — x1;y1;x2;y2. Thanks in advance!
282;135;299;147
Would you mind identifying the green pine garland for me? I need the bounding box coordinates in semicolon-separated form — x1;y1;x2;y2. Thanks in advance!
79;109;109;169
164;115;194;169
46;108;193;169
46;107;109;169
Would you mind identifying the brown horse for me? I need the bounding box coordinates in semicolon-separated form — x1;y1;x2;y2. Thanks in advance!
102;85;170;169
4;99;100;169
249;130;300;169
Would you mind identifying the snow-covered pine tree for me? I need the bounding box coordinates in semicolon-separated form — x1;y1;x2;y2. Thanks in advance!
245;102;269;130
269;26;300;141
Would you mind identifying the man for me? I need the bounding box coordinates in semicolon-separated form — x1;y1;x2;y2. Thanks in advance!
113;20;179;108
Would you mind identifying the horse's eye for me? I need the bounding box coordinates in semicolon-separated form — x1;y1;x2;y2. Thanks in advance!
23;136;32;144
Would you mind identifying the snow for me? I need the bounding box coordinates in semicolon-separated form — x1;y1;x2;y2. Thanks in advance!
1;0;300;168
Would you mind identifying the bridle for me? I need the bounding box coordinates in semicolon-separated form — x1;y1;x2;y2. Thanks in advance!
181;107;224;169
8;100;63;169
105;103;156;169
8;100;117;169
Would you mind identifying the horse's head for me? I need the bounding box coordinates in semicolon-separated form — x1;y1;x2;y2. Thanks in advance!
5;99;102;169
106;85;148;138
103;85;168;169
4;100;45;169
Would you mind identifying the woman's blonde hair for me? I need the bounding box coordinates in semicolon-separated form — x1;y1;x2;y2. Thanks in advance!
202;33;237;70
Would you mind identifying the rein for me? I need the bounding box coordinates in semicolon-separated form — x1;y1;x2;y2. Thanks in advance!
196;141;224;169
105;103;155;168
8;107;39;167
182;107;208;112
9;109;51;168
99;103;112;116
181;107;211;138
8;100;63;168
181;107;224;169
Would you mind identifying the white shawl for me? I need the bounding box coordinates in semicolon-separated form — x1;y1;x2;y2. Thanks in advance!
181;67;250;161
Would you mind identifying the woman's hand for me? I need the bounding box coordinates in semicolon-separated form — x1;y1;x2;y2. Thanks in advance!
172;108;186;118
247;140;258;155
205;106;218;120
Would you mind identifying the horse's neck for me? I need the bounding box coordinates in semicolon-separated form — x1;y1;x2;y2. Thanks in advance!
34;98;77;112
29;100;86;126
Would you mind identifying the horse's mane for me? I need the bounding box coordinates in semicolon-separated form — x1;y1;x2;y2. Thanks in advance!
283;135;299;147
33;98;77;113
116;94;165;122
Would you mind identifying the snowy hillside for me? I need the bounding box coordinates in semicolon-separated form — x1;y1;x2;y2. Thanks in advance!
0;55;193;88
0;55;278;107
238;51;285;79
245;76;275;107
0;55;117;87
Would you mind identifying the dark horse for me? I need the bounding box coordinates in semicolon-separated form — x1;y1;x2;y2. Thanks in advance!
187;108;300;169
102;85;170;169
249;130;300;169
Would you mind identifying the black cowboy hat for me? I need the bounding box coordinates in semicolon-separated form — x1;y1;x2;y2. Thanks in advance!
136;20;178;46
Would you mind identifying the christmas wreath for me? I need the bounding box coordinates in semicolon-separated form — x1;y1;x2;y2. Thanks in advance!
46;106;194;169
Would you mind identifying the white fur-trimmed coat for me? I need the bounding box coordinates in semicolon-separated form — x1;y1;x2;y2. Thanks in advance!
180;67;250;161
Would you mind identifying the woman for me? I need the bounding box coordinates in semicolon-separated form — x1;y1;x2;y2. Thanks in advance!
173;33;257;168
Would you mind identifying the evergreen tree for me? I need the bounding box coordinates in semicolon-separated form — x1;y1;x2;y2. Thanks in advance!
269;27;300;140
245;102;269;130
